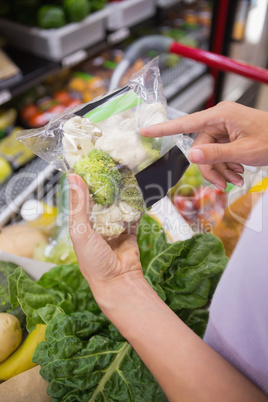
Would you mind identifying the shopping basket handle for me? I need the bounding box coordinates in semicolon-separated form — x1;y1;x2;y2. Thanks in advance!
170;42;268;85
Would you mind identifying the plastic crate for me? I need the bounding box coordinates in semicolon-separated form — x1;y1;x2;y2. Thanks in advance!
106;0;156;31
0;9;108;62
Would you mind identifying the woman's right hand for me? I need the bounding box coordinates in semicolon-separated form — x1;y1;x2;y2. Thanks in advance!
141;101;268;191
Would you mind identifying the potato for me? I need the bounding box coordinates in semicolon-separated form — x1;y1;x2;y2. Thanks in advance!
0;224;48;258
0;313;22;363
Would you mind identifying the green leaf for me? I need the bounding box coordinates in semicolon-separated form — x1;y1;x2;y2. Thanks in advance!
8;265;100;332
37;264;100;314
33;311;167;402
8;267;58;332
145;241;185;284
0;262;26;333
137;214;167;272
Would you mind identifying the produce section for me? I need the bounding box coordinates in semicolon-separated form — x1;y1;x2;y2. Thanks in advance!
1;1;267;400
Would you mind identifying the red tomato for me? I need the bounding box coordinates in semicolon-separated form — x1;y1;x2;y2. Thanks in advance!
28;112;50;128
53;90;72;105
21;104;39;122
174;196;195;217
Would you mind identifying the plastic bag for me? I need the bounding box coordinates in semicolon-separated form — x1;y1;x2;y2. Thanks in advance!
18;59;191;238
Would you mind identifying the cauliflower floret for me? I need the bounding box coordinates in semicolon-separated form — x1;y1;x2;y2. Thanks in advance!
92;204;123;225
137;102;167;128
62;137;84;168
92;204;125;237
93;222;125;237
63;116;102;140
62;116;102;168
119;201;142;223
95;129;148;171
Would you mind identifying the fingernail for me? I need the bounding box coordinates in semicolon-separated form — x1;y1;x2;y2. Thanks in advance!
189;148;204;163
215;184;226;192
233;179;244;188
233;167;244;174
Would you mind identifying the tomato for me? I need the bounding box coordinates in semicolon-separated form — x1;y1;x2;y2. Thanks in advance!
21;104;39;122
28;112;49;128
174;196;195;217
53;90;72;105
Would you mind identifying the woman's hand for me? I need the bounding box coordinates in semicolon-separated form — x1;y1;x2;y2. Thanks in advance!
141;101;268;191
68;174;143;308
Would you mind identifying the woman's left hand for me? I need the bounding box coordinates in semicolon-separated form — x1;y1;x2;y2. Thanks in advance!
68;174;143;306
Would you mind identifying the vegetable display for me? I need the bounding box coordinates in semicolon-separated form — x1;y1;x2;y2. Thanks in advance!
1;0;107;28
5;215;228;400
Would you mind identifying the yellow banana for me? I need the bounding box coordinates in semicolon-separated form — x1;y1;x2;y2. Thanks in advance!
0;324;46;381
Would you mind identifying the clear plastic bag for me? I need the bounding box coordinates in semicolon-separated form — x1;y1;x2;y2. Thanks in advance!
17;59;191;239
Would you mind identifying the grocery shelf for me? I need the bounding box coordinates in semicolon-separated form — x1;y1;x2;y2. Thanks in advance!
106;0;156;31
0;9;108;62
0;48;59;106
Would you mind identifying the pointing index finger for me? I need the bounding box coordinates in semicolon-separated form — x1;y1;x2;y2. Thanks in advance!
141;109;214;138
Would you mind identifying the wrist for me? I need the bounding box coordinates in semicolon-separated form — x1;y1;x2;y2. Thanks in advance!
89;270;149;312
88;271;169;336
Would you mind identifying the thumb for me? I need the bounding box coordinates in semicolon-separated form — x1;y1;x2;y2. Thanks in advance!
68;174;92;238
189;142;238;165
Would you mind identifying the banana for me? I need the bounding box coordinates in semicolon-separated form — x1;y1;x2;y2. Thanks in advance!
0;324;46;381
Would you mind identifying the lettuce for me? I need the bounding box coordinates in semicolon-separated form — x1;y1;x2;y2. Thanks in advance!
9;214;228;401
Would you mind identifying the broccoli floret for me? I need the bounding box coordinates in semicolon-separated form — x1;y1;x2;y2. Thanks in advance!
74;149;122;206
119;166;146;212
138;137;161;172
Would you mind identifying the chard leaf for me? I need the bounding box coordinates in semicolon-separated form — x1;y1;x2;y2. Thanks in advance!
37;305;65;325
8;265;100;332
8;267;22;309
166;278;211;310
162;234;228;309
33;311;166;402
8;267;59;332
137;214;167;272
37;264;99;314
145;241;185;284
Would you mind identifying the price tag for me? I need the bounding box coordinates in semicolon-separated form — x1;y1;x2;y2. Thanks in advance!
107;27;130;45
0;89;11;105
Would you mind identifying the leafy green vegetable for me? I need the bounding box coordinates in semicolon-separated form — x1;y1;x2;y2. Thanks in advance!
9;214;228;401
33;312;166;401
138;215;228;311
0;261;26;333
9;264;99;332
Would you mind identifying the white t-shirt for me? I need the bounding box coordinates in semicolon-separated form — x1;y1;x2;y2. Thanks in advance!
204;189;268;394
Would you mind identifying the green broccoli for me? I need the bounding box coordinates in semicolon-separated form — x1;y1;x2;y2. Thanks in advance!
74;149;122;206
119;166;146;212
138;137;161;172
